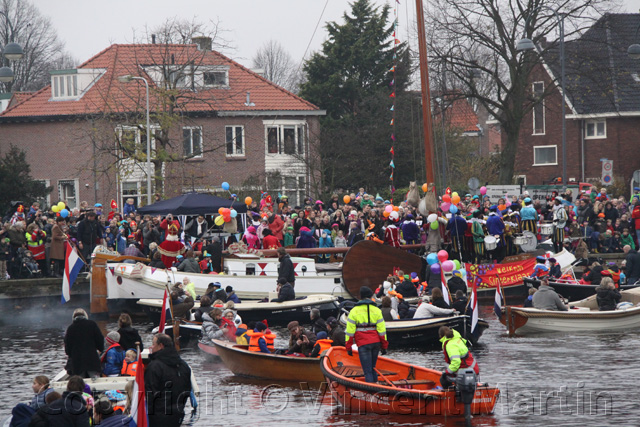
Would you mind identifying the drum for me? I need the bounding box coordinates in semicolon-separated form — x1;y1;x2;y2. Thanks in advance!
539;222;554;235
514;235;527;245
484;235;497;251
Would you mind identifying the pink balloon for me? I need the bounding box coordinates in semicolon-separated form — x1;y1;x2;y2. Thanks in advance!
442;260;455;272
480;186;487;195
441;202;451;212
385;205;393;213
437;250;448;263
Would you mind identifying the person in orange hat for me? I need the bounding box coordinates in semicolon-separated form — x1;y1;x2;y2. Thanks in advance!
157;224;185;268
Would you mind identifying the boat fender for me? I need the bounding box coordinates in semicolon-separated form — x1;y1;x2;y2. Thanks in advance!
616;302;633;310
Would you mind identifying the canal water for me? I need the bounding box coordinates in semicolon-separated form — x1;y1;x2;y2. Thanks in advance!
1;303;639;426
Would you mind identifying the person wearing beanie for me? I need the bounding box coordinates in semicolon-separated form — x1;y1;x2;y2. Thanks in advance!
309;330;333;357
225;285;241;304
286;320;317;356
325;316;346;347
272;277;295;302
235;323;249;346
64;308;104;378
101;331;125;377
548;258;562;279
247;321;275;353
344;286;389;383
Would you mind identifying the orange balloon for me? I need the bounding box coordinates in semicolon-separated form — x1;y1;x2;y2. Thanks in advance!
393;206;399;212
443;194;451;203
422;183;428;192
383;211;390;217
343;195;351;204
245;197;252;205
452;195;460;204
218;207;224;214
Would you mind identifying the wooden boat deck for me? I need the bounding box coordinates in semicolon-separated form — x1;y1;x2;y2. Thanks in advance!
333;364;397;378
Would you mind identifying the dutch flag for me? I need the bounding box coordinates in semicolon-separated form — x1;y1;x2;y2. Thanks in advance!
440;270;451;305
468;276;479;333
61;241;85;304
494;277;505;318
130;351;148;427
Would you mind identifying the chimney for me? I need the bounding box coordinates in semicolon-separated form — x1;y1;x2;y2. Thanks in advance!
151;34;156;44
244;92;255;107
192;36;212;51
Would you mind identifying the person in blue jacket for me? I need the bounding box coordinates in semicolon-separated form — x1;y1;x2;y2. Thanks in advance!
486;206;506;262
101;331;125;377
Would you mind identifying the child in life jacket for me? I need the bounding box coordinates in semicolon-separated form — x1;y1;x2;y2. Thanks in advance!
309;331;333;357
120;350;137;376
235;324;249;345
531;256;549;278
102;331;125;377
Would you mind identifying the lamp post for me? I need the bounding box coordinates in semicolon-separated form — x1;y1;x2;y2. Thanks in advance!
118;75;152;205
0;10;24;84
517;6;566;185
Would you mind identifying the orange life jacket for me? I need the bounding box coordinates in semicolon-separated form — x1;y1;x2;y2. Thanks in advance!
247;330;276;352
121;360;137;376
609;270;620;286
314;339;333;357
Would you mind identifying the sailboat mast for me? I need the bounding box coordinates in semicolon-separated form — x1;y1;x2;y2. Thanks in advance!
415;0;437;185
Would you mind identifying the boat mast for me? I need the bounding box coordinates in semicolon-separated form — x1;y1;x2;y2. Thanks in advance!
415;0;437;186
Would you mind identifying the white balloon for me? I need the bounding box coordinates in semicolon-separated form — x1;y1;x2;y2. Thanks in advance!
427;213;437;223
390;211;399;220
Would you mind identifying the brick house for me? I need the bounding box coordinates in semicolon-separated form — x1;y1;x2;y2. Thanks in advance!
514;13;640;187
0;39;324;209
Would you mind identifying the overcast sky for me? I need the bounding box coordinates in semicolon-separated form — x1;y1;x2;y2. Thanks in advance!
36;0;639;68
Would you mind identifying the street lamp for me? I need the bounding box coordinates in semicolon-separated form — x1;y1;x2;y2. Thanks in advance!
0;10;24;84
517;6;567;185
118;74;152;205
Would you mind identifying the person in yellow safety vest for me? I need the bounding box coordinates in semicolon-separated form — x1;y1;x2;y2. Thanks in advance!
235;324;249;346
246;322;275;353
309;331;333;357
438;326;479;389
345;286;389;383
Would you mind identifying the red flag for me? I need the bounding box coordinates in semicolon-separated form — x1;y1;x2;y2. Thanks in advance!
130;350;148;427
158;289;168;334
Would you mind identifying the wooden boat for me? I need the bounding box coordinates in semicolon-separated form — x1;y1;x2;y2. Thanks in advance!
138;294;341;327
320;346;499;416
198;341;220;358
524;277;639;302
211;339;325;382
500;286;640;335
339;313;488;347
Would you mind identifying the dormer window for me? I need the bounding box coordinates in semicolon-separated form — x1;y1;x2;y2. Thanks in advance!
203;70;227;87
50;68;106;101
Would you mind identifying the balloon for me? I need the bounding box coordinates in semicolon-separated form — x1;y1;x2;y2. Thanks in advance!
441;202;451;212
442;260;455;272
452;195;460;204
393;206;399;212
245;197;252;205
427;213;437;223
430;263;441;274
214;215;224;226
453;259;461;270
223;215;231;222
57;202;65;210
389;211;399;220
51;205;60;213
452;192;459;198
427;253;438;265
450;205;458;214
430;221;439;230
437;250;449;262
221;182;230;191
480;186;487;195
218;207;224;215
385;205;393;213
422;183;428;192
498;204;506;211
60;209;69;218
442;194;451;203
343;195;351;204
383;211;390;218
230;209;237;218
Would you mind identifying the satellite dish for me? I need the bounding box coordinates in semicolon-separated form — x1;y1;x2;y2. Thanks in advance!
519;231;538;252
468;177;480;191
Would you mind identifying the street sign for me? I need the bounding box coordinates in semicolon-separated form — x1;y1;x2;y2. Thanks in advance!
601;159;613;186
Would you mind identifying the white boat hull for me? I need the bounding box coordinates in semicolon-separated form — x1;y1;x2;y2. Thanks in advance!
513;306;640;334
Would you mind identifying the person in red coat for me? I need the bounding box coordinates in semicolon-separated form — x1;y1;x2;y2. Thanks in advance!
262;229;281;250
157;224;185;268
384;222;400;247
268;213;285;244
159;214;181;239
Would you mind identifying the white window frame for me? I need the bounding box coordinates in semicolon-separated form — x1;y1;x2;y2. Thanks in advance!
183;126;203;158
57;179;79;209
533;145;557;166
264;120;306;156
225;125;245;157
202;67;230;88
116;125;157;159
585;119;606;139
51;75;78;100
268;175;306;206
532;81;545;135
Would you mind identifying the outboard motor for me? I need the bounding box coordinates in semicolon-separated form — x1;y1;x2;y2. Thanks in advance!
455;368;477;425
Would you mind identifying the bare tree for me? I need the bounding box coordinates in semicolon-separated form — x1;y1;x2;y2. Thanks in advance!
425;0;615;184
0;0;75;92
252;39;302;93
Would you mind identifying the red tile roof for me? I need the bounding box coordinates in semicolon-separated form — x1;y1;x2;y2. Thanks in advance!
447;97;479;134
1;44;319;118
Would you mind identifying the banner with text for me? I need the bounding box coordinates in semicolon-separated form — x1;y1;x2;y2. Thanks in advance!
465;258;536;289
